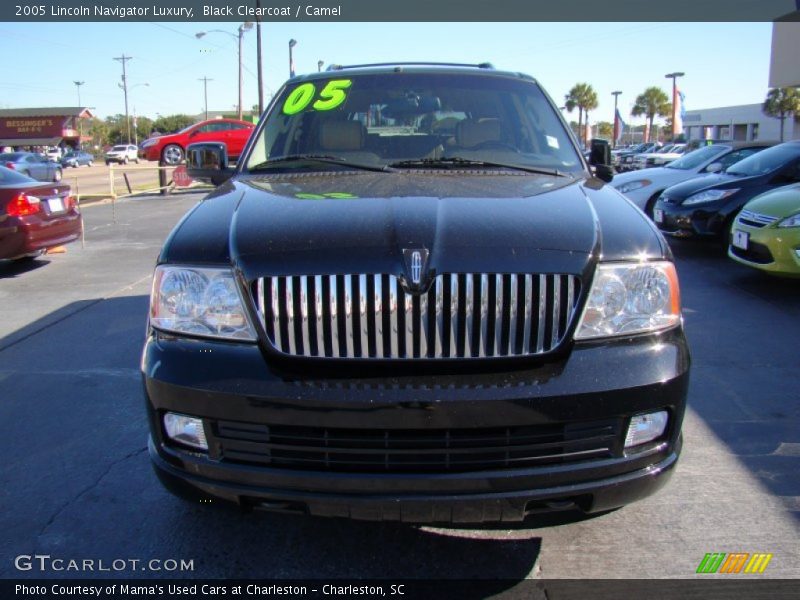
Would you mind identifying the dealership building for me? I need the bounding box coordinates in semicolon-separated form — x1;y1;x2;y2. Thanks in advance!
0;107;93;149
682;104;797;143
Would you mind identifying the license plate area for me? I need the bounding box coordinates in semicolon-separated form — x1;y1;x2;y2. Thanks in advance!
47;197;65;213
732;230;749;250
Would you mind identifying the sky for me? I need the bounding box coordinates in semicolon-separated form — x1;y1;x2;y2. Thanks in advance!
0;22;775;125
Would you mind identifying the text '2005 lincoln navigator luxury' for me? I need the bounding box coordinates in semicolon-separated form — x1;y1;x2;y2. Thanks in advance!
142;63;690;523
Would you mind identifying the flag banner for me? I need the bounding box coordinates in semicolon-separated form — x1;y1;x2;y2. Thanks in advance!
675;90;685;134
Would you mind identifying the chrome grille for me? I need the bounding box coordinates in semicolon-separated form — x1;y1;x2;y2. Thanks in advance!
737;210;778;229
256;273;581;359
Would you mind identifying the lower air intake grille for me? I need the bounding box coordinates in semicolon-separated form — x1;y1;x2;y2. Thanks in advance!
211;419;621;473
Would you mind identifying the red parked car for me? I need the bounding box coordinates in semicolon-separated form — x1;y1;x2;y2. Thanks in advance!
0;166;82;261
139;119;255;165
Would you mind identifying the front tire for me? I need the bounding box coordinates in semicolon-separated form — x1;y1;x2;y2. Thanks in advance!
161;144;184;165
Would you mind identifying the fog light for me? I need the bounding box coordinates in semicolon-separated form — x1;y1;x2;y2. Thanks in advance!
163;412;208;450
624;411;668;448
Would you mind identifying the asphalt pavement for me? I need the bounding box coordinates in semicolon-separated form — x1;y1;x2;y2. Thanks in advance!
0;193;798;582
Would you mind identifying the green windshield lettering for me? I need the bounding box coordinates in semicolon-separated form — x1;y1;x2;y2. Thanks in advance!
282;80;353;115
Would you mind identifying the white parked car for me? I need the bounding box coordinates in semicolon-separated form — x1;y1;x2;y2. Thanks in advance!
43;147;62;162
612;141;773;216
104;144;140;165
640;143;688;168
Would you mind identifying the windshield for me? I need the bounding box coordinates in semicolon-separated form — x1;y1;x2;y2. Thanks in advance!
111;145;127;151
0;153;24;161
246;72;583;174
726;144;800;177
666;144;727;170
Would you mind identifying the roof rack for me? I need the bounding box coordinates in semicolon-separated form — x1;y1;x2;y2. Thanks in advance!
325;62;495;72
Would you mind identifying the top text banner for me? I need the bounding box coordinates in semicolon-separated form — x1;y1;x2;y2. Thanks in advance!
4;0;800;22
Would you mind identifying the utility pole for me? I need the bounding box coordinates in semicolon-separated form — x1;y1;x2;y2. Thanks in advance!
198;76;213;120
256;0;264;114
318;60;324;72
664;72;685;140
611;91;622;148
113;54;133;144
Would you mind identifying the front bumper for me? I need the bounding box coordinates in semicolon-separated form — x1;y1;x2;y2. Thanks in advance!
143;328;690;522
654;201;728;238
728;224;800;278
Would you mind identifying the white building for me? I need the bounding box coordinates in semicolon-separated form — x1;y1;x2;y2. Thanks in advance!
682;103;798;143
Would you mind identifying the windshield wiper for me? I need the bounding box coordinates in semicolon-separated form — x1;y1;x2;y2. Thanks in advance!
249;154;390;173
387;156;568;177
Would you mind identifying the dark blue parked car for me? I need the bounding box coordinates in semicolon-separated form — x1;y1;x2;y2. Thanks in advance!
60;150;94;168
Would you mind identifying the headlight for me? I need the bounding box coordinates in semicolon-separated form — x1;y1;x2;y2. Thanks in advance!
574;261;681;340
149;266;257;341
682;188;739;206
140;139;157;148
777;213;800;228
615;179;651;194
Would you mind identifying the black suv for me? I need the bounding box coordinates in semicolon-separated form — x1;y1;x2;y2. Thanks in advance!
143;63;690;523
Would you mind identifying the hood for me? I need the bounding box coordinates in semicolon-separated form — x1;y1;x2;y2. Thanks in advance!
163;171;667;281
613;167;674;185
660;172;755;201
742;183;800;218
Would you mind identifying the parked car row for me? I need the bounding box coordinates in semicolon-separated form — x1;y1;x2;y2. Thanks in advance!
614;141;800;278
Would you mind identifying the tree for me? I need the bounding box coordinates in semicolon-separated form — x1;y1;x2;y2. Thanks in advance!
631;87;671;143
564;83;598;143
151;114;195;135
762;87;800;142
596;121;613;139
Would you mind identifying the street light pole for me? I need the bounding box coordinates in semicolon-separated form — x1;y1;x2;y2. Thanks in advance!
289;39;297;77
198;77;213;121
664;72;684;140
611;91;622;148
74;81;85;148
317;60;324;72
256;0;264;114
113;54;132;144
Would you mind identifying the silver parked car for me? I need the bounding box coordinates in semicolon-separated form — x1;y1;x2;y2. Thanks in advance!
0;152;63;182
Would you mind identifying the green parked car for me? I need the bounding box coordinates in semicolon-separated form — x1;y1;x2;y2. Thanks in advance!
729;183;800;277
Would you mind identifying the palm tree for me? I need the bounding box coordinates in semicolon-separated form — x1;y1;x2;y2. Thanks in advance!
564;83;599;143
631;87;671;143
762;87;800;142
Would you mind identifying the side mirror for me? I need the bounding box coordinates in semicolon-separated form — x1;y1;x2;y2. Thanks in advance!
186;142;234;186
588;138;614;182
705;162;722;174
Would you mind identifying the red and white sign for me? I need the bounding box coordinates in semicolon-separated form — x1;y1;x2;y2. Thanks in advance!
173;165;192;187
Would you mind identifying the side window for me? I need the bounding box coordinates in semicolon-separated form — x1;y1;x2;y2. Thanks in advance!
785;159;800;182
718;148;758;170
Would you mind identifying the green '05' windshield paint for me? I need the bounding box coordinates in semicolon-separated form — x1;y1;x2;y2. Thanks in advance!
283;80;353;115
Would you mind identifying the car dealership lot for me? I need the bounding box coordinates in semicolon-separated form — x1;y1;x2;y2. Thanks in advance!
0;194;798;580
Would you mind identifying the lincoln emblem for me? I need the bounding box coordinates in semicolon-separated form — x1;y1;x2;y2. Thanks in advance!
410;251;422;284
